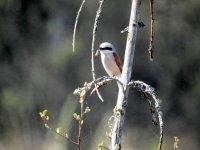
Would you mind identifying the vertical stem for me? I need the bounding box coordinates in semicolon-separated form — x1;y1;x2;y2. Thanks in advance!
148;0;154;61
77;96;84;150
111;0;141;149
91;0;106;102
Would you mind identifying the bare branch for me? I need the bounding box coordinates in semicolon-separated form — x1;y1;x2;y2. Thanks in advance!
77;89;86;150
148;0;154;61
111;0;141;149
91;0;106;102
128;80;163;150
72;0;86;52
39;110;78;146
120;26;129;33
44;123;78;146
73;76;123;96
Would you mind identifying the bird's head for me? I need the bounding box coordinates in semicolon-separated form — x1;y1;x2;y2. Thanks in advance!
95;42;116;56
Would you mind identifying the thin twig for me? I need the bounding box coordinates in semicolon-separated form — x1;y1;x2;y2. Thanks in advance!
90;77;125;95
148;0;154;61
43;123;78;145
91;0;106;102
152;94;163;150
73;76;123;96
40;92;89;150
72;0;86;52
77;90;86;150
128;80;163;150
103;146;111;150
121;22;145;33
120;26;129;33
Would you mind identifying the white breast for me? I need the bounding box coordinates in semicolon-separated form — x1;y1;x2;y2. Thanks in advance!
100;51;121;77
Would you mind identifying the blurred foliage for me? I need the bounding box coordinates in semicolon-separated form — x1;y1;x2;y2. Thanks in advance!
0;0;200;150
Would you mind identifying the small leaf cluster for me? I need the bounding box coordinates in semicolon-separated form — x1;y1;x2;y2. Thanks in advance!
39;109;49;121
98;141;104;150
174;136;180;150
73;113;80;120
84;106;91;114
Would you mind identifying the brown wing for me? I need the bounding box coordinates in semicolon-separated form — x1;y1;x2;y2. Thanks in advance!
113;52;122;73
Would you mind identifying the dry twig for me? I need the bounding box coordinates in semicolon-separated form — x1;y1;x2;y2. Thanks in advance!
44;123;78;145
91;0;106;102
73;76;123;96
40;111;78;146
148;0;154;61
40;83;91;150
128;80;163;150
72;0;86;52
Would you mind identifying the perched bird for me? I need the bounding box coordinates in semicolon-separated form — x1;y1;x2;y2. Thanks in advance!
91;42;122;96
96;42;122;77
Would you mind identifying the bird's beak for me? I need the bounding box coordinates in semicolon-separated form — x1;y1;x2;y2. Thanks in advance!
95;49;100;56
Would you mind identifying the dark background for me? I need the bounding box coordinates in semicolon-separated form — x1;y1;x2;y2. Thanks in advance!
0;0;200;149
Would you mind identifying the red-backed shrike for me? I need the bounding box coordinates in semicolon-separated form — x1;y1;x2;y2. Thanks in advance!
97;42;122;77
90;42;122;95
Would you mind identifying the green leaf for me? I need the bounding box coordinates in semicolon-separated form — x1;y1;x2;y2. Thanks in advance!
42;109;48;116
84;106;91;114
39;109;48;118
56;127;61;134
73;113;80;120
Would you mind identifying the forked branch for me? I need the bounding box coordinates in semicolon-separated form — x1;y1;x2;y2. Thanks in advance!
110;0;141;149
73;76;123;96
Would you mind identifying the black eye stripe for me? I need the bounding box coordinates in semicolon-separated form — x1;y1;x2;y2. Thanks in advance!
100;47;112;50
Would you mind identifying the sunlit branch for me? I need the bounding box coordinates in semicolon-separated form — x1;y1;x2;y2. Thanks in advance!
73;76;123;96
91;0;106;102
44;123;78;146
111;0;141;149
72;0;86;52
128;80;163;150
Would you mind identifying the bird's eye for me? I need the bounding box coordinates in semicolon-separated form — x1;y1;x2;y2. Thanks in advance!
100;47;112;50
